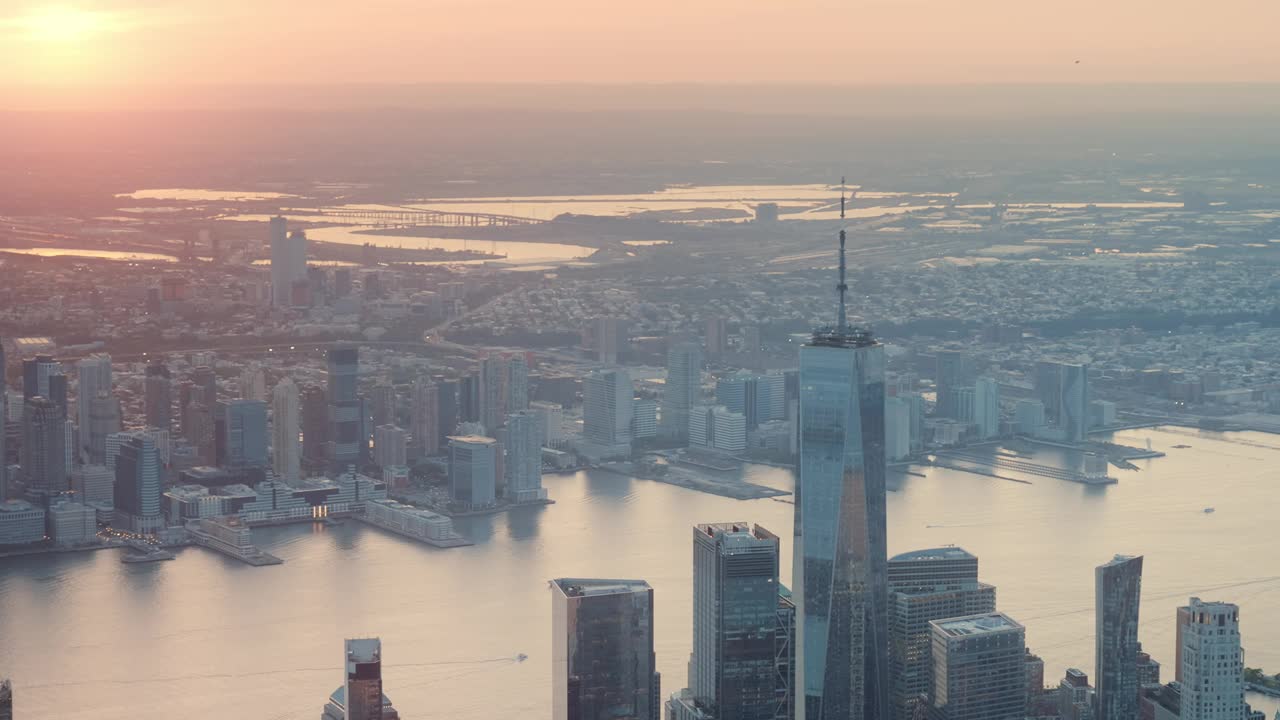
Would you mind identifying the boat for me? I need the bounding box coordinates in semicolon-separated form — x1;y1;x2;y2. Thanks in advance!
516;653;528;662
1203;507;1215;514
1173;444;1192;449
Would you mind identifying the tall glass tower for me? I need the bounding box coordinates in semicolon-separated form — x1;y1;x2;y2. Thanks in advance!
794;182;889;720
1095;555;1143;720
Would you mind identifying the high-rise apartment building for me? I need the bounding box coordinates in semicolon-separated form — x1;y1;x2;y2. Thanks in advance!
504;410;545;503
410;377;440;456
795;193;889;720
661;342;703;442
22;396;66;492
269;217;308;308
214;399;268;470
1095;555;1143;720
885;396;912;461
583;368;633;455
271;378;301;484
551;578;659;720
239;363;266;401
370;381;397;428
934;350;974;420
929;613;1027;720
887;548;997;720
86;391;121;465
300;383;329;473
669;523;790;720
1035;360;1089;443
23;355;65;407
144;361;173;433
705;317;728;358
531;400;565;448
327;347;362;473
373;425;408;469
973;377;1000;439
1177;598;1244;720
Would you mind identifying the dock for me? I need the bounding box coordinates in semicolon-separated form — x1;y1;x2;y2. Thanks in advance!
358;500;473;548
186;518;283;566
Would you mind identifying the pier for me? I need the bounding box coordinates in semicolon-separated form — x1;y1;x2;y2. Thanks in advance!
186;518;283;566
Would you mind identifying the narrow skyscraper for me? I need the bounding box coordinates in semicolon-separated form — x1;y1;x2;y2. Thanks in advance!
1177;598;1244;720
113;432;163;533
1095;554;1142;720
76;353;112;460
551;578;659;720
144;361;172;433
661;341;703;442
321;638;401;720
327;346;361;473
269;217;308;308
795;182;890;720
504;409;545;503
271;378;301;484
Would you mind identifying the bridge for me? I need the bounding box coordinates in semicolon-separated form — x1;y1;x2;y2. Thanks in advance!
308;206;544;229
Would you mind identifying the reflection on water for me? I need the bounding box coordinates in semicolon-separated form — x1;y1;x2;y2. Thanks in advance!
0;248;178;262
117;188;299;201
3;428;1277;720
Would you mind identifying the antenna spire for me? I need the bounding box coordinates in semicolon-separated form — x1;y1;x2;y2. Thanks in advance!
837;177;848;331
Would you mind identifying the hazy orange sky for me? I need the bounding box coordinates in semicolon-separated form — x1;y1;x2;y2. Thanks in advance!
2;0;1278;88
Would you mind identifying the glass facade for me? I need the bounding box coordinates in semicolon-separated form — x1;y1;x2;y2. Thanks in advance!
552;578;659;720
328;347;362;473
794;332;889;720
1094;555;1142;720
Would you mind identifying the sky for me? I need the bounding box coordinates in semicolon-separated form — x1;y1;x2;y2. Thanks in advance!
2;0;1279;91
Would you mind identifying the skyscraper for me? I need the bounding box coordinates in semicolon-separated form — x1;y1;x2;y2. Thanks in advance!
1177;598;1244;720
504;410;545;503
338;638;391;720
113;432;163;533
887;548;998;720
583;368;633;454
0;342;6;500
269;217;308;308
661;342;703;443
22;396;66;492
272;378;301;484
1035;360;1089;443
669;523;789;720
373;425;408;468
22;355;63;404
934;350;974;420
76;353;112;459
144;361;173;433
436;379;460;448
973;376;1000;439
705;317;728;358
551;578;659;720
795;184;889;720
506;354;530;414
328;347;361;473
448;435;497;511
86;391;122;465
214;399;269;469
300;383;329;474
0;677;10;720
929;613;1027;720
239;362;266;401
479;354;518;432
410;377;440;456
1095;555;1143;720
370;380;397;428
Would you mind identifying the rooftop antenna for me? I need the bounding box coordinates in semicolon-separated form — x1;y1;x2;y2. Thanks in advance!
837;177;848;332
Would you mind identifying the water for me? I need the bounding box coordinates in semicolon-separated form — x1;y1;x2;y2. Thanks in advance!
116;189;299;201
2;427;1277;719
0;248;177;262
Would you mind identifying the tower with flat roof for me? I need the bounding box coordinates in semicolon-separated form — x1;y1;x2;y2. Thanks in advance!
321;638;401;720
327;347;361;473
795;181;889;720
1177;598;1244;720
930;613;1027;720
448;435;497;511
551;578;659;720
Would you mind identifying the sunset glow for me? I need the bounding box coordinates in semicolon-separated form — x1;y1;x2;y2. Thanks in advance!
14;5;111;43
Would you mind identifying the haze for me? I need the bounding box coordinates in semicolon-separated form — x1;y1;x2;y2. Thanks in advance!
3;0;1280;93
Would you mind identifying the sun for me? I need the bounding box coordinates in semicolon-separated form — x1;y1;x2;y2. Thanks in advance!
16;5;112;43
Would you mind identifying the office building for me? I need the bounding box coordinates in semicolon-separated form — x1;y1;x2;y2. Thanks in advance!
370;381;397;428
935;350;974;420
688;405;747;453
0;499;46;545
190;364;218;409
435;379;460;448
632;399;658;440
1015;399;1045;436
479;353;529;433
662;342;703;442
215;399;268;470
504;410;545;503
795;199;889;720
551;578;659;720
973;377;999;439
582;368;633;457
373;425;408;469
410;377;440;456
448;435;497;511
270;217;308;308
459;373;480;423
328;347;362;473
885;396;912;461
86;391;121;465
1177;598;1244;720
48;499;97;546
531;400;565;448
23;355;65;407
76;354;112;457
668;523;790;720
144;361;172;432
114;433;164;533
930;613;1027;720
592;316;629;364
705;317;728;358
22;395;67;492
887;548;997;720
717;372;763;429
1058;669;1095;720
1035;360;1089;443
320;638;401;720
272;378;301;484
71;464;114;506
1095;555;1143;720
239;363;266;401
300;383;329;472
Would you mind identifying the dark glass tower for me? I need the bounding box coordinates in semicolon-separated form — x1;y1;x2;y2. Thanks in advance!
1095;555;1143;720
327;347;361;473
144;361;173;432
551;578;659;720
794;182;889;720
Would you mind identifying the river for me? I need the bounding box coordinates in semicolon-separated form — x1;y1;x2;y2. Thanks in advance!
1;427;1277;719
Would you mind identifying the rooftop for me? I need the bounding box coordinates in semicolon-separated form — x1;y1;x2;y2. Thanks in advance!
933;612;1023;637
0;500;39;513
552;578;651;598
448;434;497;445
890;547;976;563
346;637;381;663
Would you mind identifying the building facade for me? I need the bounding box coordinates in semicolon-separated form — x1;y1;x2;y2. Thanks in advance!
929;613;1027;720
1095;555;1143;720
